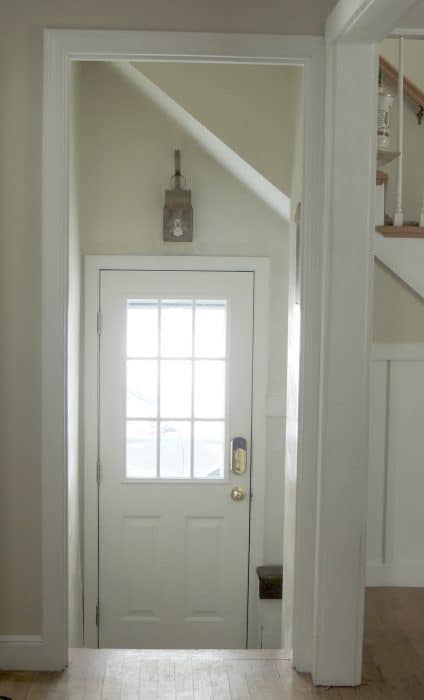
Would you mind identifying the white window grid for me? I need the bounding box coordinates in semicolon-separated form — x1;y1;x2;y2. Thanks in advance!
125;297;228;480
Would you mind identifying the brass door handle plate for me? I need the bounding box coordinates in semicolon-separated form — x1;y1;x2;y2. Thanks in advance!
231;486;246;502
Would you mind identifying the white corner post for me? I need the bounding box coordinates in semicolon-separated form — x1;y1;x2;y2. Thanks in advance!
287;44;326;674
312;40;377;686
394;36;404;226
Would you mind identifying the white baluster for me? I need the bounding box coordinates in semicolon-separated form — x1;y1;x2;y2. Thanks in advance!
394;37;404;227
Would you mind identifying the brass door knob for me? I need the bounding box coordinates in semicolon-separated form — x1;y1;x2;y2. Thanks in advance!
231;486;246;502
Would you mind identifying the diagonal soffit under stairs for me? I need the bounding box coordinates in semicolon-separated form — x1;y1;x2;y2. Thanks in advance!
111;61;290;221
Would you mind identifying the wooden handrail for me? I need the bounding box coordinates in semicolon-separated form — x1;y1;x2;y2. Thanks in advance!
379;55;424;124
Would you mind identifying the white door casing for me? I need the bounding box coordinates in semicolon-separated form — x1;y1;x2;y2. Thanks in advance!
84;256;269;649
98;269;254;648
36;28;329;674
32;13;419;679
32;31;326;673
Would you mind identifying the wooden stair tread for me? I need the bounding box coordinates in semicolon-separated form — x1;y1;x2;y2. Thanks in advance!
377;150;400;167
376;225;424;238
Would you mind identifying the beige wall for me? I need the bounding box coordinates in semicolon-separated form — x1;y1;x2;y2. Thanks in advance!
135;63;298;195
381;38;424;94
0;0;329;637
77;61;299;577
373;261;424;343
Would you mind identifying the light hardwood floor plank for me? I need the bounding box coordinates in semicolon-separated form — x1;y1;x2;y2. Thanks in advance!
192;658;213;700
2;589;424;699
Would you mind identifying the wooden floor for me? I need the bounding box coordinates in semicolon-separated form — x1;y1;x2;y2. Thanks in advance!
1;588;424;698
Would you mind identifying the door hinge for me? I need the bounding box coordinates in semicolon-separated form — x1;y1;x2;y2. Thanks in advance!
97;310;102;335
96;604;100;627
96;459;101;486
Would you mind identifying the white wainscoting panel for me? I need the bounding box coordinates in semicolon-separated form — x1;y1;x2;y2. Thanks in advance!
367;361;388;568
367;346;424;586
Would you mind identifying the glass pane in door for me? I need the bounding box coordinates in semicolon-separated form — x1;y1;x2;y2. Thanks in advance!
125;299;228;479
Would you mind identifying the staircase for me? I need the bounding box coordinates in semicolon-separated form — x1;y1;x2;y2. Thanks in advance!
374;40;424;301
375;47;424;238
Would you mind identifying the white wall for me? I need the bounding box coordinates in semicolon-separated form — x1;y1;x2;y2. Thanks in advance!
77;61;301;581
370;253;424;588
368;348;424;586
370;254;424;589
396;2;424;31
0;0;329;637
373;261;424;342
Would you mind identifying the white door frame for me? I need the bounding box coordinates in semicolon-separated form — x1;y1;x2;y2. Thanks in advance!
84;255;269;648
16;5;412;676
34;29;326;672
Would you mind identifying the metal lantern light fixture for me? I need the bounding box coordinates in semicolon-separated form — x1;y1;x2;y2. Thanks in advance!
163;150;193;242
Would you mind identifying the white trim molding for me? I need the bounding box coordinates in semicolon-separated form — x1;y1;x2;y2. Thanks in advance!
0;636;42;643
34;28;326;674
367;562;424;587
83;255;270;649
312;39;377;687
0;637;44;672
372;343;424;362
326;0;417;42
308;0;417;686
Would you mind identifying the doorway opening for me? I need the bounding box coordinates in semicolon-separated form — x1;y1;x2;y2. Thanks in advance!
84;260;269;650
69;58;304;650
39;29;325;672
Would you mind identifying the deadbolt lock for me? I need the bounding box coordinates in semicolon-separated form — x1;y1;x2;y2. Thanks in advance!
230;437;247;475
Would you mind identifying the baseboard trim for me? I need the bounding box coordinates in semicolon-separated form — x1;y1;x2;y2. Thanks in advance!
0;635;42;643
0;636;58;671
367;562;424;587
372;343;424;362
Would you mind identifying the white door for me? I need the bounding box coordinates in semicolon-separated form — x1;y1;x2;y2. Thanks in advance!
98;270;254;648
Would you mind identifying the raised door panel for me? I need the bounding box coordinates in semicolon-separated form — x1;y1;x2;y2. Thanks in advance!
121;517;161;621
184;516;224;621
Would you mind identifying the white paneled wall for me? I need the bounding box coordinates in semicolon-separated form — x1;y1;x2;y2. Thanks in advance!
367;345;424;586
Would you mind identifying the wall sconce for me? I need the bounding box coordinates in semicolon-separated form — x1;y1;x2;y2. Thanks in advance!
163;150;193;242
